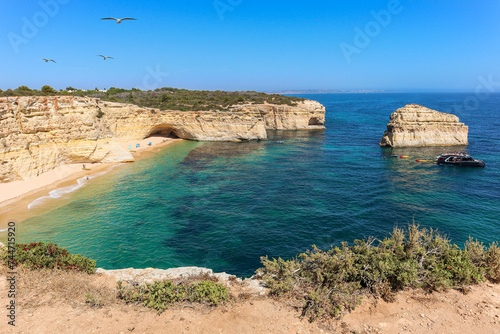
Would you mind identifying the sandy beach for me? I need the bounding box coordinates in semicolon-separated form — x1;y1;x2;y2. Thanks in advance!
0;136;183;230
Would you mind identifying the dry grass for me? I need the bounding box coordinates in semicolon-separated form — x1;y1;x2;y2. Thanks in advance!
1;263;117;311
0;261;242;317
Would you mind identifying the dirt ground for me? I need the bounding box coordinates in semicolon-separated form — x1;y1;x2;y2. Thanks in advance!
0;268;499;334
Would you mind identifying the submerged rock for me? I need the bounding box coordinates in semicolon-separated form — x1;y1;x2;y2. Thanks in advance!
379;104;468;147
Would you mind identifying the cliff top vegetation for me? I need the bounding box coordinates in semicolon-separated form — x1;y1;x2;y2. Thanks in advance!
0;85;306;112
1;224;499;324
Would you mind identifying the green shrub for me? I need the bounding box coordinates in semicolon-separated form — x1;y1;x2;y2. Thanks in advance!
41;85;57;95
257;224;498;322
85;293;104;308
466;238;500;283
188;280;229;305
1;241;96;274
117;278;229;314
142;281;187;313
484;243;500;282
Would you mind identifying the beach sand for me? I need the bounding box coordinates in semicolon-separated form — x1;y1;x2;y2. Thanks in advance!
0;136;183;230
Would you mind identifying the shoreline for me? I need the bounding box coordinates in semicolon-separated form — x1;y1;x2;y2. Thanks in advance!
0;136;183;230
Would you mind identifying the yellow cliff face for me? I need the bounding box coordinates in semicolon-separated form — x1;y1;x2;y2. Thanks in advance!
379;104;468;147
0;96;325;182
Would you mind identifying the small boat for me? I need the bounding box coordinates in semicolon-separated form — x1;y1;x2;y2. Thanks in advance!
399;155;410;159
416;159;433;162
436;153;485;168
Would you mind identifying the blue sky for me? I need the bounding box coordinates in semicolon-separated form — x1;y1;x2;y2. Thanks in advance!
1;0;499;92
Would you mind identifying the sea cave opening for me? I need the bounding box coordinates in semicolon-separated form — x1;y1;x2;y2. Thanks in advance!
308;117;322;125
145;125;182;139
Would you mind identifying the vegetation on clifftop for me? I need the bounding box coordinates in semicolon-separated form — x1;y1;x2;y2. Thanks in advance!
1;241;96;274
0;85;306;111
256;224;500;322
0;241;229;312
117;278;229;314
1;225;498;321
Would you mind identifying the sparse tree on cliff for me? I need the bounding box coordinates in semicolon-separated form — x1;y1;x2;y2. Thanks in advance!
4;89;14;96
41;85;57;95
14;86;34;96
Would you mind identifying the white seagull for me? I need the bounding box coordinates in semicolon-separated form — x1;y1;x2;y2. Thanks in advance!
42;58;56;63
98;55;114;60
100;17;137;24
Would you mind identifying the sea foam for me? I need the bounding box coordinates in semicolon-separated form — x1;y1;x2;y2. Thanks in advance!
27;164;123;210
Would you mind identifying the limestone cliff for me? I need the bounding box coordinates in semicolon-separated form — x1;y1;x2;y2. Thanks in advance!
379;104;468;147
0;96;325;182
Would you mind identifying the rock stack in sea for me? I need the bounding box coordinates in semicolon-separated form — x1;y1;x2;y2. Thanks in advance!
379;104;468;147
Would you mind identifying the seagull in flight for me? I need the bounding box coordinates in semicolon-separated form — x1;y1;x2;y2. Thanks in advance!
100;17;137;24
42;58;56;63
98;55;114;60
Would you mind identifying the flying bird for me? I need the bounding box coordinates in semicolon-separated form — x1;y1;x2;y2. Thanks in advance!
42;58;56;63
98;55;114;60
100;17;137;24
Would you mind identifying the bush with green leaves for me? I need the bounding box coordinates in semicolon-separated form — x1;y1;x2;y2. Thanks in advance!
41;85;57;95
1;241;96;274
465;238;500;283
85;293;104;308
257;224;499;322
117;278;229;314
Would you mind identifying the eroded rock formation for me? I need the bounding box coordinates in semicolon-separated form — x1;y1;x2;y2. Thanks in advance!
0;96;325;182
379;104;468;147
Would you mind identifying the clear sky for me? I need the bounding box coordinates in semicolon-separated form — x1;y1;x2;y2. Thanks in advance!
1;0;499;92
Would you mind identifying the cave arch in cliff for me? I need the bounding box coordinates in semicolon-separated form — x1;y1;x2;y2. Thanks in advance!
145;124;182;139
308;117;322;125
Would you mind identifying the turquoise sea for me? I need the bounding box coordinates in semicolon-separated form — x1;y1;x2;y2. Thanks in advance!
2;93;499;277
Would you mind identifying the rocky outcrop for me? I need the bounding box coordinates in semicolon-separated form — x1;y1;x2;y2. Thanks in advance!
379;104;468;147
96;266;267;295
0;96;325;182
96;267;237;285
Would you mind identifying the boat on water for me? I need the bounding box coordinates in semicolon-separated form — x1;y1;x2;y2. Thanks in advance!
436;153;485;168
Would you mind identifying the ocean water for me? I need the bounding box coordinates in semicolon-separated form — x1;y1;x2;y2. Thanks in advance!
2;93;499;277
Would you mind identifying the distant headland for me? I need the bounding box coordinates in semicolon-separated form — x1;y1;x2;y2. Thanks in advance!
267;89;391;94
